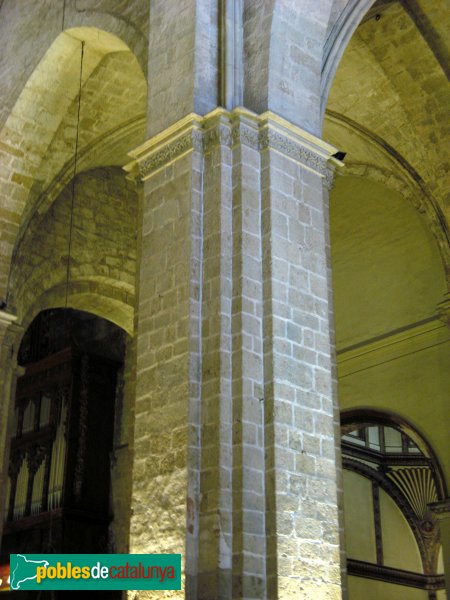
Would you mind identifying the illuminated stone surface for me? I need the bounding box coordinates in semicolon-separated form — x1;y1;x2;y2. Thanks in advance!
0;2;448;599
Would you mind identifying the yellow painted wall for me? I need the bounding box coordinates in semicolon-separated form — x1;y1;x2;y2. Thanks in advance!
343;470;376;563
379;488;423;572
338;341;450;491
348;576;429;600
330;176;446;349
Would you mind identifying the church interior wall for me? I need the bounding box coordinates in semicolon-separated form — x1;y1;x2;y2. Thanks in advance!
10;167;138;332
347;576;430;600
0;0;448;598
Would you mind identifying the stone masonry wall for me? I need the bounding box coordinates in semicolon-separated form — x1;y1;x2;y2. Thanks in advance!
130;149;203;600
0;0;149;303
0;0;149;131
10;166;137;332
128;109;342;600
3;164;139;554
110;332;137;554
261;149;341;600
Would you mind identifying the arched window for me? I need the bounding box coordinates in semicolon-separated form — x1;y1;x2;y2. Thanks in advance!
341;410;447;600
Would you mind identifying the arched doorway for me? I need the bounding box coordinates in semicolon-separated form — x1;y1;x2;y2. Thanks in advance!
1;308;126;596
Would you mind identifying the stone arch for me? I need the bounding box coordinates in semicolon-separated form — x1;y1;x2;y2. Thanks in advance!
0;2;148;129
341;408;448;498
244;0;375;135
9;166;138;333
324;110;450;278
61;2;149;74
320;0;376;121
337;162;450;278
16;115;146;251
1;303;133;565
324;0;450;285
266;0;335;135
0;26;145;307
341;408;447;579
20;282;134;338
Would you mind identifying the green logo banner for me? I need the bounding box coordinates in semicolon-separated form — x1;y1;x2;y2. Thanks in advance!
9;554;181;591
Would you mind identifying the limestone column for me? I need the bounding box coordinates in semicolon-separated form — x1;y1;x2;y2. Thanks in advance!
125;115;206;600
323;169;348;600
126;108;343;600
0;311;23;540
431;499;450;597
258;115;342;600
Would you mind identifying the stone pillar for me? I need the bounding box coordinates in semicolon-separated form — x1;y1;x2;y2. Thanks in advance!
430;499;450;598
258;115;342;600
126;108;342;600
0;311;23;541
323;169;348;600
125;114;207;600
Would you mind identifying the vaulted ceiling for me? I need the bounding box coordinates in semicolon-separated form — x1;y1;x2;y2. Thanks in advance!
325;0;449;274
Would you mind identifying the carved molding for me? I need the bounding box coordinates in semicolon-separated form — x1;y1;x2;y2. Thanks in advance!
343;456;434;572
429;498;450;521
437;293;450;327
386;467;439;521
347;559;445;591
337;318;448;379
0;310;18;329
0;311;22;352
26;444;48;475
124;107;343;181
8;450;25;478
138;131;196;178
324;164;338;191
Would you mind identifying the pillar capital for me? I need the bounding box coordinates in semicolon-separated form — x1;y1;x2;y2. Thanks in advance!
125;108;343;182
429;498;450;522
0;310;23;390
0;309;18;328
0;310;22;349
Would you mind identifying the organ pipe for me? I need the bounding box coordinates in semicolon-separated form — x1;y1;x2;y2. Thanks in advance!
13;460;27;520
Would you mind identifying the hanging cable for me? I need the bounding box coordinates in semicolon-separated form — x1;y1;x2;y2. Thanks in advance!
52;11;86;553
62;0;66;32
46;38;85;556
64;40;85;311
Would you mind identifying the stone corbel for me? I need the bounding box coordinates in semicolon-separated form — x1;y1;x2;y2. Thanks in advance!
0;309;18;332
0;310;23;369
324;161;342;191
